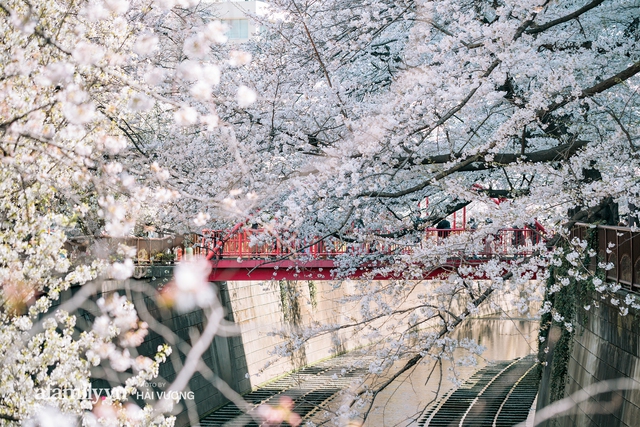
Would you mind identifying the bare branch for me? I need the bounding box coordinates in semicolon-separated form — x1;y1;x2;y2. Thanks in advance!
355;275;512;420
400;140;588;169
526;0;607;35
541;61;640;120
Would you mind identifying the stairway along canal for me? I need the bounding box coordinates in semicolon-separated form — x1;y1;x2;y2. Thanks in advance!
199;315;540;426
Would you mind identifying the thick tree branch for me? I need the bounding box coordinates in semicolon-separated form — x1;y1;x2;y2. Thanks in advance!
477;188;530;198
367;146;497;198
402;140;588;169
541;61;640;120
526;0;606;35
370;140;586;199
582;61;640;98
0;411;19;422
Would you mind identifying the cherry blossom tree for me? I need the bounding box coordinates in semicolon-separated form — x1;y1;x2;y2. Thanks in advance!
217;0;639;234
146;0;640;421
0;0;249;425
2;0;640;425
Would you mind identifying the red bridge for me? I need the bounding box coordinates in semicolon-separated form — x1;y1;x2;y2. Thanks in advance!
200;225;545;281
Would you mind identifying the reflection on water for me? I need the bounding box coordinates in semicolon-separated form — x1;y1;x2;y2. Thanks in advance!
362;315;539;427
454;316;539;362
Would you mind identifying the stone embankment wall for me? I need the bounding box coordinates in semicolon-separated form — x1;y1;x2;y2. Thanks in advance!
219;279;530;391
64;271;377;426
220;279;369;387
54;267;234;427
538;291;640;427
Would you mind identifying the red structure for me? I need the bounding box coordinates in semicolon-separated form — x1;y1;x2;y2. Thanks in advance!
200;224;546;281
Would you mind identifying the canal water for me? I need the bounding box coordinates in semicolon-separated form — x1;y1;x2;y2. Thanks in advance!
200;315;540;427
359;315;540;426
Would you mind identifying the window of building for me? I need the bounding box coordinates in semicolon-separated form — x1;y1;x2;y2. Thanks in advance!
223;19;249;39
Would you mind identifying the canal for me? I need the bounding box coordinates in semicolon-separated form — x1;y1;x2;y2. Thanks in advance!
200;314;540;426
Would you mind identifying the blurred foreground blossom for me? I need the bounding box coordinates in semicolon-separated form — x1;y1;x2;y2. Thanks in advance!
256;396;301;426
194;211;211;227
89;398;118;425
24;406;75;427
174;106;199;126
237;85;257;107
229;50;252;66
110;258;134;280
161;256;215;312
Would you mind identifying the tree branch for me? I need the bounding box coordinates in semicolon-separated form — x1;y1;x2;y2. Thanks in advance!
402;140;588;169
374;62;637;201
582;61;640;98
370;140;587;199
526;0;606;35
540;61;640;120
355;275;511;417
410;60;501;138
366;147;496;198
0;411;19;422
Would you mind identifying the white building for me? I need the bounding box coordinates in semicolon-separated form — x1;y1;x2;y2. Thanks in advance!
209;1;269;43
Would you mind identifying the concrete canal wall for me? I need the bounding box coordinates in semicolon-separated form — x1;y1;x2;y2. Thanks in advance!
61;268;532;426
218;279;366;388
219;278;529;392
70;271;394;426
538;290;640;427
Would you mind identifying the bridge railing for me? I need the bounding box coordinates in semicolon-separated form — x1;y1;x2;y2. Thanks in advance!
62;227;545;266
200;227;544;260
571;223;640;293
65;234;190;264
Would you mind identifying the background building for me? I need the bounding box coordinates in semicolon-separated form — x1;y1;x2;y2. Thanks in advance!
209;1;268;42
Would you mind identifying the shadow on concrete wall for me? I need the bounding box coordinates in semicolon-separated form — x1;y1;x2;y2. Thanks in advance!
55;272;250;427
537;291;640;427
131;278;250;427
